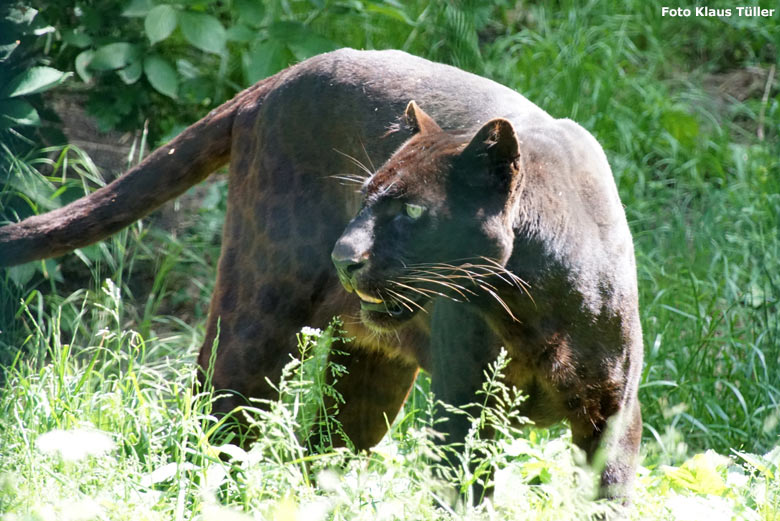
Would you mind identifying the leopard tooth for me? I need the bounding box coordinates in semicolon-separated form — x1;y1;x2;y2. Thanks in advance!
355;289;383;304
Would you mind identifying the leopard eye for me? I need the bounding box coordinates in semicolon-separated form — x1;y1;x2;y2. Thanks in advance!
404;203;425;220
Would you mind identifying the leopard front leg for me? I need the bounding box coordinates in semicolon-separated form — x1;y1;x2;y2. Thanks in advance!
570;396;642;501
195;235;338;438
311;343;419;451
430;300;502;501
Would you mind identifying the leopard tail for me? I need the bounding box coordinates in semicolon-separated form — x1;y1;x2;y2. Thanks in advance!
0;78;274;267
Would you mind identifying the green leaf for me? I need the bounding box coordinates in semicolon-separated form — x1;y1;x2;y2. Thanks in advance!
226;23;254;42
89;42;140;71
122;0;154;17
62;29;92;48
3;5;38;26
179;11;226;55
235;0;265;26
364;3;414;24
663;451;730;495
0;99;40;128
0;6;37;59
75;50;95;82
243;39;289;83
268;21;338;61
117;59;143;84
179;78;210;104
144;55;179;98
0;41;19;62
6;264;37;288
286;34;339;61
145;5;178;45
175;58;199;80
1;67;70;98
33;25;55;37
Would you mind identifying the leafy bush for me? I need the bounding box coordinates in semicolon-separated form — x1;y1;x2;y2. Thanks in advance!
0;4;70;163
30;0;506;142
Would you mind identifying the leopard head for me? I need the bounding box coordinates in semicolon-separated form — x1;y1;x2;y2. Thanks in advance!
332;102;523;330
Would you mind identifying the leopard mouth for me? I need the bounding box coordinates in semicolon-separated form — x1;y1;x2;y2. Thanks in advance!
360;300;406;315
354;286;429;328
356;289;383;305
356;290;405;315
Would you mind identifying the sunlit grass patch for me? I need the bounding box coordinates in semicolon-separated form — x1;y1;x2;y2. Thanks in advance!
0;277;775;521
35;427;116;461
1;303;777;520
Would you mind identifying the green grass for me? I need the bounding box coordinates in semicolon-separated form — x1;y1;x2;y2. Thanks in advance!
0;294;778;520
1;0;779;518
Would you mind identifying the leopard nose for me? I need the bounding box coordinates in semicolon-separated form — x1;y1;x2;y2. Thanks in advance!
331;244;367;291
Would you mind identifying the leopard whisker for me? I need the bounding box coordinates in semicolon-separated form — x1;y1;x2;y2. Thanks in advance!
402;258;533;318
405;270;481;291
407;262;485;280
429;267;501;295
475;257;535;305
328;173;368;186
425;260;532;296
385;288;427;313
477;282;520;322
404;268;519;321
473;277;500;293
406;260;533;318
390;280;457;302
405;257;490;269
475;257;532;288
407;266;481;285
403;265;477;281
340;315;365;326
459;266;535;308
376;291;399;315
332;148;373;176
471;264;524;284
402;269;483;292
359;138;376;173
398;274;476;299
392;328;403;347
384;290;414;313
410;259;507;277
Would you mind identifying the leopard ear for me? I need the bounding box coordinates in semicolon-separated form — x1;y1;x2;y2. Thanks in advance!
461;118;519;166
404;100;442;135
